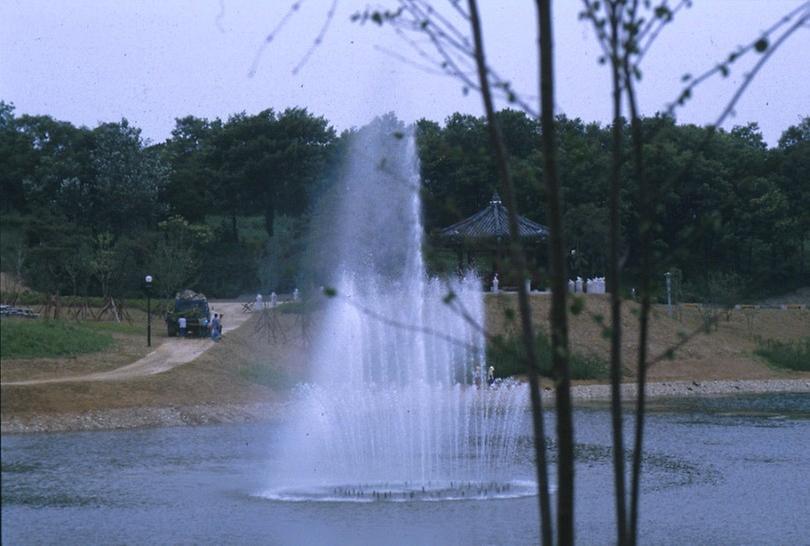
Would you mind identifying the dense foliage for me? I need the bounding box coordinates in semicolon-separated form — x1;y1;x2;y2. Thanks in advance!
1;100;807;300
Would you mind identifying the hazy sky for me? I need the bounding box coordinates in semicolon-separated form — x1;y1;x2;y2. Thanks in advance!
2;1;807;146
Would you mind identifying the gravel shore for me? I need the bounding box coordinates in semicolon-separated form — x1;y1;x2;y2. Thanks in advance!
2;379;808;434
1;402;285;434
566;378;810;401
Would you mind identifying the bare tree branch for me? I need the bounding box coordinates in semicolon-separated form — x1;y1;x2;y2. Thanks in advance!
468;0;554;543
292;0;338;75
248;0;307;77
711;11;809;128
666;2;809;115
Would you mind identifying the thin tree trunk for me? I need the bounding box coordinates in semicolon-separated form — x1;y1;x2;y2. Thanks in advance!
624;59;650;546
607;4;627;544
536;1;575;544
468;2;553;544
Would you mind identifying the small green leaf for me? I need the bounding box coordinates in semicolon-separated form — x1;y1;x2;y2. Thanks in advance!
655;5;672;20
392;131;404;140
323;287;337;297
754;38;768;53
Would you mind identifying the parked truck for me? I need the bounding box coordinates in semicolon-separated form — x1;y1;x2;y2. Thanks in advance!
165;289;211;337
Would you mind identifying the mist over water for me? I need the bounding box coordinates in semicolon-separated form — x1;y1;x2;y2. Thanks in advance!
267;116;531;500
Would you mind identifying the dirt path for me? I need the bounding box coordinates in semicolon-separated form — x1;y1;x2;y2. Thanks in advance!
2;302;253;386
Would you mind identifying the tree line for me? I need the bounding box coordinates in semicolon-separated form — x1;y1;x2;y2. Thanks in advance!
418;111;809;299
1;100;807;301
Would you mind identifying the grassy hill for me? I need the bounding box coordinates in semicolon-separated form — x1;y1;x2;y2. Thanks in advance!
486;293;809;381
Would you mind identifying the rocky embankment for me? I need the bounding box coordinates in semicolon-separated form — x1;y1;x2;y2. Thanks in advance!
560;378;810;401
4;379;808;434
1;402;284;434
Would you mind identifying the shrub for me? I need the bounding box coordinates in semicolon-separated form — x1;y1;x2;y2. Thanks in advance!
487;331;609;380
755;338;810;372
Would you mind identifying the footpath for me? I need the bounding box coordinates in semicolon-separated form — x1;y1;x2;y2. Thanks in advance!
2;302;251;387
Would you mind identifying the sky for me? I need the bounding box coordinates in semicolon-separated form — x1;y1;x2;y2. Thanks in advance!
1;0;808;146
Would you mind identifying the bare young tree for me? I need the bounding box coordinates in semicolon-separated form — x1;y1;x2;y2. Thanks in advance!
467;2;555;543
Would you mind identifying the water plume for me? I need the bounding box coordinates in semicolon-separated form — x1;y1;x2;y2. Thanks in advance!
267;115;531;501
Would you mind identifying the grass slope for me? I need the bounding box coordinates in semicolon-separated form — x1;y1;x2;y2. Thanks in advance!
486;293;810;381
1;319;115;359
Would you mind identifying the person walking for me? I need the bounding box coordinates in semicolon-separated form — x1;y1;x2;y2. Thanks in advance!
178;316;187;338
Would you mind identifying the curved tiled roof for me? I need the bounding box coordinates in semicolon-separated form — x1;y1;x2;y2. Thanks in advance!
437;193;548;241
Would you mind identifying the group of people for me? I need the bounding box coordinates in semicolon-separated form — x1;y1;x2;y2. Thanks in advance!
176;314;223;340
209;313;223;341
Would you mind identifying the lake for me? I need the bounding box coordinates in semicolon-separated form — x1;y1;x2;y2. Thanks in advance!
2;393;809;545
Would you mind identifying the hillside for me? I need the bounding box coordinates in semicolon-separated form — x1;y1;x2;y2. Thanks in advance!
487;293;809;381
2;295;808;432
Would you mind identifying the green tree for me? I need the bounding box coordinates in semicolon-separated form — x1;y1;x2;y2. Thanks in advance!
210;107;335;238
88;120;168;235
776;117;810;281
149;215;213;298
162;115;222;222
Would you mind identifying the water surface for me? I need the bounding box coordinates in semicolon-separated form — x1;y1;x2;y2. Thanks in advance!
3;393;809;545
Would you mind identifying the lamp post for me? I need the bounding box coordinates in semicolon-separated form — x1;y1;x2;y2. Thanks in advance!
144;275;153;347
569;249;577;292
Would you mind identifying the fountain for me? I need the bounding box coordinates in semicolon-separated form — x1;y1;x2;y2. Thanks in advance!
264;116;532;502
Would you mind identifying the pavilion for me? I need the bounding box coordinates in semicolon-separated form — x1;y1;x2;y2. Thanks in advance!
436;193;548;288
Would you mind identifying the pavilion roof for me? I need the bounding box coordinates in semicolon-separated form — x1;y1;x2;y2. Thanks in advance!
437;193;549;241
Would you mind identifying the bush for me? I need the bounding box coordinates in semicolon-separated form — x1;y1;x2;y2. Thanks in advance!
755;338;810;372
488;331;609;380
0;318;115;359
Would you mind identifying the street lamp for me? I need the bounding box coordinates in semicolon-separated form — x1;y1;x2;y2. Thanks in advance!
569;249;577;292
144;274;153;347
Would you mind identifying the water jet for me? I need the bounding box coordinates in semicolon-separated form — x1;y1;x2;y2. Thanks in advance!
265;117;532;502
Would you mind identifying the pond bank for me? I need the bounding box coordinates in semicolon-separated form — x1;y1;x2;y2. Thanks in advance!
566;377;810;401
3;378;808;434
1;402;284;434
